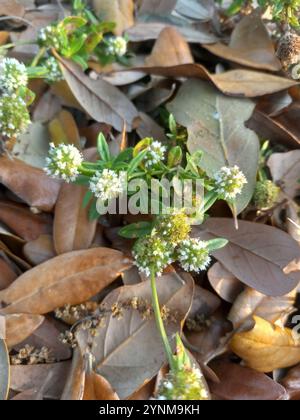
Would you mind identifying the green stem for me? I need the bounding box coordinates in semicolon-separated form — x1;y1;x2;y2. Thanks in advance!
79;166;96;177
31;47;46;67
150;268;175;370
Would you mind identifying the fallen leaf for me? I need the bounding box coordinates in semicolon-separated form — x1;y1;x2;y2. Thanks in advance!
0;0;25;17
83;372;119;400
5;314;45;348
0;201;52;242
0;257;18;290
209;360;287;400
58;57;139;132
48;110;81;149
268;150;300;199
175;0;214;21
23;234;56;266
93;0;134;35
0;156;61;212
0;248;132;315
280;364;300;400
89;272;194;399
197;218;300;297
230;316;300;372
61;349;85;400
203;13;281;71
138;0;177;14
208;262;244;303
229;287;297;328
168;80;260;213
0;339;9;400
145;27;194;67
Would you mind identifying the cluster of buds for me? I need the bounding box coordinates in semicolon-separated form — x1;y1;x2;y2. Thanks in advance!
176;239;211;273
89;169;126;201
43;56;64;83
0;58;31;139
0;58;28;93
132;235;175;277
10;345;55;366
105;36;128;57
154;209;191;246
44;143;83;182
213;165;247;201
38;25;66;51
277;31;300;70
144;140;167;169
253;180;280;210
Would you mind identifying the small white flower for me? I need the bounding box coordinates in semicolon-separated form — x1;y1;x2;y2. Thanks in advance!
43;57;63;83
0;58;28;93
44;143;83;182
38;26;63;50
0;93;30;138
144;141;166;169
213;165;247;201
106;36;128;57
177;238;211;273
89;169;126;201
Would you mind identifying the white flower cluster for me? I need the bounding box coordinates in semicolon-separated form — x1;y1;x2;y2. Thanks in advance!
44;143;83;182
144;141;167;169
0;93;30;138
38;26;63;50
89;169;126;201
157;365;209;400
106;36;128;57
213;165;247;201
0;58;28;93
43;57;63;83
177;238;211;273
132;235;174;278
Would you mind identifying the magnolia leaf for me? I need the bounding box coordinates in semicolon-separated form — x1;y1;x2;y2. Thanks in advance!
168;80;260;213
230;316;300;373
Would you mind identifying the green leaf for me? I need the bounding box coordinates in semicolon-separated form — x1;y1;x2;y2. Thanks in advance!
97;133;111;162
0;340;9;400
83;190;94;208
127;149;149;176
206;238;229;252
89;200;100;221
119;222;154;239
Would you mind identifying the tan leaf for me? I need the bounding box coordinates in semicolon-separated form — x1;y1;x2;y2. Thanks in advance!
61;349;85;401
145;27;194;67
5;314;44;348
197;218;300;296
0;156;61;212
23;234;56;266
268;150;300;199
0;257;18;291
48;110;81;149
83;372;119;400
87;272;194;399
203;13;281;71
230;316;300;372
0;248;132;315
208;262;244;303
93;0;134;35
229;288;297;328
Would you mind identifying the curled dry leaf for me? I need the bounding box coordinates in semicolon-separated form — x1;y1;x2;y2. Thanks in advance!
0;201;52;242
0;248;132;315
0;156;61;212
23;234;56;266
0;339;9;400
86;272;194;399
92;0;134;35
145;27;194;67
208;262;244;303
0;257;18;291
229;288;297;329
168;79;260;213
136;64;298;97
230;316;300;373
83;372;119;401
209;360;288;401
280;364;300;400
268;150;300;199
61;349;85;401
203;13;281;72
58;57;139;132
5;314;44;348
197;218;300;297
